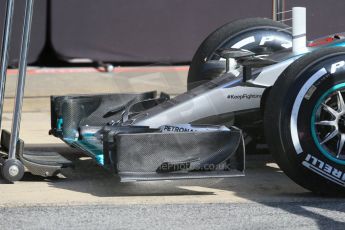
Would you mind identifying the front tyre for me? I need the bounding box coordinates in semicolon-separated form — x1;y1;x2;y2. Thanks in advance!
265;47;345;195
188;18;292;90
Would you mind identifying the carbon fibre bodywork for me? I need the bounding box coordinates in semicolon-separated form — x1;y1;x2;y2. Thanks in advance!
50;36;345;181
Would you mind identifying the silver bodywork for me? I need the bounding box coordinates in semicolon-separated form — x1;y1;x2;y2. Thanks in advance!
132;52;303;128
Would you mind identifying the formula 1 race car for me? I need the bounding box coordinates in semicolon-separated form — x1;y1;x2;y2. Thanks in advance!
1;4;345;196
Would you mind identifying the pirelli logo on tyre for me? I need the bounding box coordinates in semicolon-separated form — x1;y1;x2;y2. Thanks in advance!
330;60;345;74
303;154;345;187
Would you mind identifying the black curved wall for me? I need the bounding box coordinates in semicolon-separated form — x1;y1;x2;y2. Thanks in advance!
50;0;272;63
0;0;46;66
1;0;344;65
287;0;345;40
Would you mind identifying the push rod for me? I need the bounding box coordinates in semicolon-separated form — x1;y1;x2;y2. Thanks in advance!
8;0;34;159
0;0;15;130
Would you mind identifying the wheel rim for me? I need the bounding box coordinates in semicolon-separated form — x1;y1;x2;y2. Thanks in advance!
311;83;345;164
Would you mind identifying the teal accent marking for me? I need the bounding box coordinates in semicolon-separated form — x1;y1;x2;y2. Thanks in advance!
77;140;104;165
57;118;63;130
330;41;345;48
62;132;104;165
311;83;345;165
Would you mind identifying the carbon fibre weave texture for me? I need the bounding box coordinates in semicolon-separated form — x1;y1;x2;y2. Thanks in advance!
52;92;155;139
115;130;242;172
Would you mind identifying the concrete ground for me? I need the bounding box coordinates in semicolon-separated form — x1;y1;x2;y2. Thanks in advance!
0;66;345;229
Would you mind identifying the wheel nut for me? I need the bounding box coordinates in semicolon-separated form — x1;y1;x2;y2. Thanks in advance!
8;165;19;177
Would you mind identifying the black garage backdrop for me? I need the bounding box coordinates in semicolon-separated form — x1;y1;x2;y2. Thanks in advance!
50;0;273;64
0;0;46;66
1;0;345;65
288;0;345;40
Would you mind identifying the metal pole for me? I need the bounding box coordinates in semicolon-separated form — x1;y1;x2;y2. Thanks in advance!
8;0;34;159
292;7;307;54
273;0;285;21
0;0;15;130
